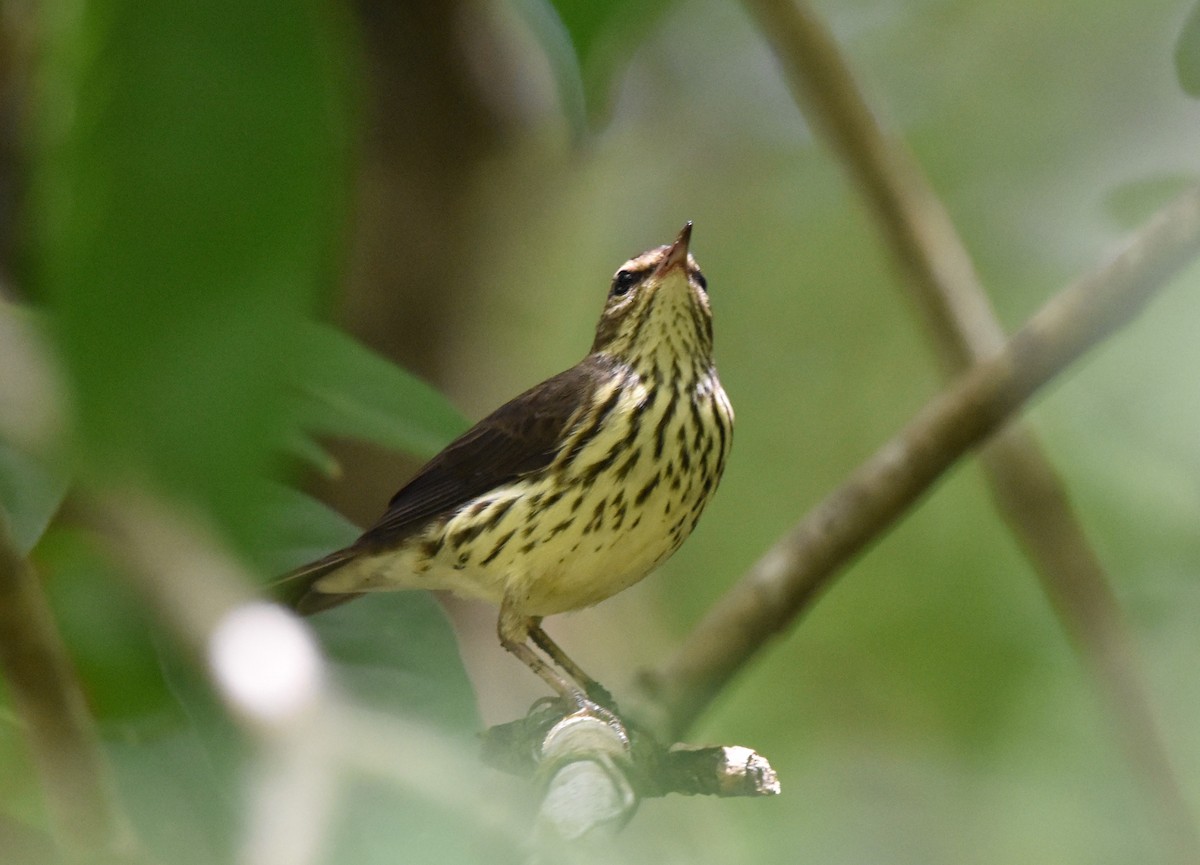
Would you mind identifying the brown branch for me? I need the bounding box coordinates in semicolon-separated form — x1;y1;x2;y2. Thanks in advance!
639;183;1200;736
481;702;779;801
482;705;777;850
0;518;140;864
732;2;1200;860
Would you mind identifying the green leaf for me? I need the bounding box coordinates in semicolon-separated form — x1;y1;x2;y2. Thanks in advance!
295;323;469;461
313;593;480;732
0;302;68;553
258;488;479;727
32;0;354;556
104;728;236;865
512;0;588;138
305;594;485;862
0;442;68;555
1176;0;1200;97
258;485;361;576
92;490;483;864
281;429;342;479
543;0;677;123
1102;173;1200;229
41;528;177;722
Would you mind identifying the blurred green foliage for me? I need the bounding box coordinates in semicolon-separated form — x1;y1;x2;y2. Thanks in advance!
32;0;352;556
7;0;484;860
1;0;1198;863
1177;1;1200;96
0;439;67;555
543;0;674;123
292;323;469;464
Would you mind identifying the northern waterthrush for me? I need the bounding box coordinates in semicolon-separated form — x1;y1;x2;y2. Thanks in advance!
279;223;733;706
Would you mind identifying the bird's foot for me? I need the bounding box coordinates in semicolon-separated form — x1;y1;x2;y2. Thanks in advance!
563;690;628;746
582;680;619;714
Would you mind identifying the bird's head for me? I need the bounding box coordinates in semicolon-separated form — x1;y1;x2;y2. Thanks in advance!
589;222;714;370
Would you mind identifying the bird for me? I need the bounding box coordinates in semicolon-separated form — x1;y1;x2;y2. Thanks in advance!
277;223;733;708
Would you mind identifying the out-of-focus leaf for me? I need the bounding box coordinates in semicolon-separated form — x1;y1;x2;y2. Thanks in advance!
258;485;361;577
0;442;68;554
512;0;588;138
0;301;65;455
37;527;240;862
543;0;676;122
103;721;237;865
1103;174;1200;229
305;595;484;863
282;430;342;480
295;323;469;461
96;488;483;865
219;490;483;863
32;0;354;557
259;489;478;731
40;527;175;722
1176;0;1200;96
0;685;40;837
0;303;68;552
313;592;480;731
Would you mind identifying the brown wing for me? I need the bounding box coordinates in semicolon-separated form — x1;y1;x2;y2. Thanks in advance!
352;356;610;552
274;355;614;614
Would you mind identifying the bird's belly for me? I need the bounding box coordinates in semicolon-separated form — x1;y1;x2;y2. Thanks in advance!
318;374;731;618
438;479;691;616
493;391;727;614
504;486;687;616
424;489;702;616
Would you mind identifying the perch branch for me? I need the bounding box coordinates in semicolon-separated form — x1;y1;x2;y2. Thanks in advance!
482;703;777;850
641;183;1200;737
735;2;1199;859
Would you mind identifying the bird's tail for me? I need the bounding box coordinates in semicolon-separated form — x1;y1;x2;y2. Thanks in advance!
271;548;364;616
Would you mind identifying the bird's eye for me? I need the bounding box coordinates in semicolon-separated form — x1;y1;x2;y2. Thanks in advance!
694;271;708;293
611;269;640;297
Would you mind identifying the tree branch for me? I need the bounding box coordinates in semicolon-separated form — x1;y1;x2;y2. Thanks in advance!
481;704;777;851
732;2;1200;859
639;182;1200;738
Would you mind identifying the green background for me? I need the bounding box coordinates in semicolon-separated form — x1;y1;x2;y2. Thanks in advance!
2;0;1199;862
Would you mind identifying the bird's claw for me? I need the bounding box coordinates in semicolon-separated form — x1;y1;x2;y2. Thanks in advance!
564;693;628;745
583;680;619;713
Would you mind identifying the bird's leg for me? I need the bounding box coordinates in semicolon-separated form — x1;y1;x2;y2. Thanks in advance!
497;601;588;708
497;599;622;724
528;621;617;711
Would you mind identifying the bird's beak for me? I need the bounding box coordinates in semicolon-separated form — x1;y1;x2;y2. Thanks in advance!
654;222;692;278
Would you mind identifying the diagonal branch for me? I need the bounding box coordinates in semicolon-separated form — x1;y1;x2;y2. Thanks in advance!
731;2;1199;860
639;182;1200;737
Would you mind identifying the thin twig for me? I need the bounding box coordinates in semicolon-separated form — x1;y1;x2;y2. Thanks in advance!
0;518;140;864
734;2;1199;859
640;183;1200;737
